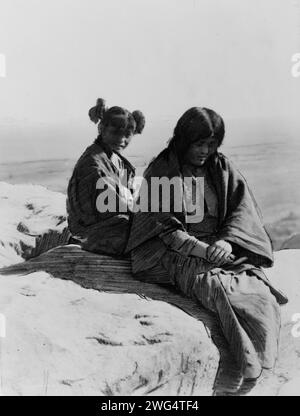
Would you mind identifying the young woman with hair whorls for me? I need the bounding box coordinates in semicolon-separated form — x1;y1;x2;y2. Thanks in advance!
67;98;145;256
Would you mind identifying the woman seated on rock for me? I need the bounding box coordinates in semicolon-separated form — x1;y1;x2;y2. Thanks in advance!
67;98;145;256
126;107;288;390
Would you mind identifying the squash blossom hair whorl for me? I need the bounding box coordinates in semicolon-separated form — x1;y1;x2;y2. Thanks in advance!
88;98;107;124
168;107;225;162
88;98;145;137
132;110;146;134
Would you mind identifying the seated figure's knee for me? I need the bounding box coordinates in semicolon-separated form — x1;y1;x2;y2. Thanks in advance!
188;272;224;312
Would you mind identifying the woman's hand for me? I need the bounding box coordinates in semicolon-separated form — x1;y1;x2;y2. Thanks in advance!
206;240;233;266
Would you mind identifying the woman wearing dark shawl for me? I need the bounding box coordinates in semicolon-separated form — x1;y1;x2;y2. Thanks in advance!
126;107;288;394
67;98;145;256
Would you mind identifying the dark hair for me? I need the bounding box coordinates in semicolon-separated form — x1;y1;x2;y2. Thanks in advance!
88;98;145;137
168;107;225;160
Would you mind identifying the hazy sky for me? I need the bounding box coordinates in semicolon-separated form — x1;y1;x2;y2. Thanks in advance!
0;0;299;161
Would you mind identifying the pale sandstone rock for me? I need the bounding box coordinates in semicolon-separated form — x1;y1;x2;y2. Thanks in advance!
0;271;217;396
0;181;66;267
281;233;300;250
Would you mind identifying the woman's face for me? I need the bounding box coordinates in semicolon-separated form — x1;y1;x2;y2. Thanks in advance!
101;124;133;153
184;136;219;166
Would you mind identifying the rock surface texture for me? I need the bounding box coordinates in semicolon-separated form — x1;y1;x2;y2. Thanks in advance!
0;182;299;396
